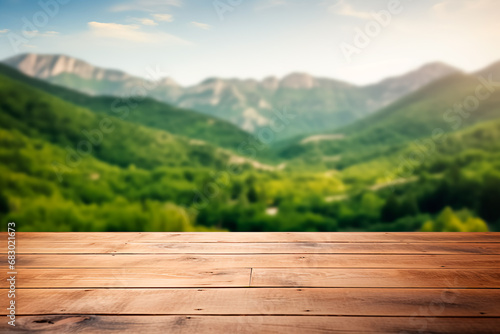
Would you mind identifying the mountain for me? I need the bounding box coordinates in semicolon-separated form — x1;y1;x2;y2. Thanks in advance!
176;64;459;137
362;62;460;110
278;61;500;169
3;54;460;139
176;73;372;138
0;63;251;151
3;53;184;102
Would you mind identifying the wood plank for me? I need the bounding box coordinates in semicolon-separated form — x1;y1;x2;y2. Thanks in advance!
0;269;251;288
12;232;500;243
251;268;500;288
8;254;500;269
2;288;498;316
12;242;500;254
4;316;500;334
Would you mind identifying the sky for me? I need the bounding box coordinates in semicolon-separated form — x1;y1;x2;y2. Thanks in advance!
0;0;499;86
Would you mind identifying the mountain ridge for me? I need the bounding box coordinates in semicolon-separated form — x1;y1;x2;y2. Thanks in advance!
276;61;500;169
3;53;462;138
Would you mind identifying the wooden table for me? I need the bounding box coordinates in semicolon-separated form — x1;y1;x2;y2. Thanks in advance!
1;232;500;333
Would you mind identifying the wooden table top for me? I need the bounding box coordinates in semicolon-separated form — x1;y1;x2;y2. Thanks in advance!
1;232;499;333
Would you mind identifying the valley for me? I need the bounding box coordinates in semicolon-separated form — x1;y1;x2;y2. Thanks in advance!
0;55;499;233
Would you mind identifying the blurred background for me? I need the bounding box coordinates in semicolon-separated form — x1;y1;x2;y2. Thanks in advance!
0;0;499;232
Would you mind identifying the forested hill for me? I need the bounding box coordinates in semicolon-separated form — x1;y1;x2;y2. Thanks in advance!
0;72;248;170
0;63;251;151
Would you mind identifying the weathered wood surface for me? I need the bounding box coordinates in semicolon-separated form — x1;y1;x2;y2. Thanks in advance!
16;232;500;243
3;268;499;288
7;254;500;269
3;316;500;334
2;288;498;316
1;232;499;333
251;268;500;288
11;241;500;254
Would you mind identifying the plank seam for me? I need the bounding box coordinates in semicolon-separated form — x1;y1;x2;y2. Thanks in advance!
10;314;500;318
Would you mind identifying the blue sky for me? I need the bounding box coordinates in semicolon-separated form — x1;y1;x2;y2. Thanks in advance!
0;0;499;86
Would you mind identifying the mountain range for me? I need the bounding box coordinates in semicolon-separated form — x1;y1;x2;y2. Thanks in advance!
3;53;459;138
2;53;500;233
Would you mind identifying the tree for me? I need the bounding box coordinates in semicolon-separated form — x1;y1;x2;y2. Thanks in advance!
360;192;383;218
479;173;500;223
420;207;489;232
0;192;9;215
464;217;489;232
381;194;399;222
247;186;258;203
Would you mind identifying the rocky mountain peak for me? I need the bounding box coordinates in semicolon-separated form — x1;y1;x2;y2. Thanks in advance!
280;72;316;89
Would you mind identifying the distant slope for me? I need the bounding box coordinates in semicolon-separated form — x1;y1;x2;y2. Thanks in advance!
278;62;500;168
3;54;460;139
176;74;370;138
362;62;460;110
0;63;251;151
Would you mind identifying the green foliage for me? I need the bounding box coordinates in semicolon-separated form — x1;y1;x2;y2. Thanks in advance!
421;207;489;232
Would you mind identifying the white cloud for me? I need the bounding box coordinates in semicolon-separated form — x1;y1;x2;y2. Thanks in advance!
152;13;174;22
87;21;191;45
431;0;500;32
433;0;500;16
328;0;371;19
23;30;60;37
134;18;158;26
255;0;287;11
88;22;140;40
110;0;182;12
432;0;451;13
0;29;10;34
191;21;211;30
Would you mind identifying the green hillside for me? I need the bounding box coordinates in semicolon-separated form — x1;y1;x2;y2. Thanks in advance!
0;64;250;151
0;73;240;170
0;71;253;232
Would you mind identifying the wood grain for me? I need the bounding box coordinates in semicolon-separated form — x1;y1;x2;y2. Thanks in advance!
5;268;500;288
2;288;498;316
11;242;500;254
13;232;500;243
8;254;500;269
4;316;500;334
251;268;500;288
0;269;251;288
